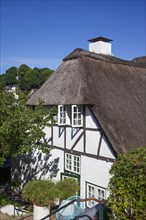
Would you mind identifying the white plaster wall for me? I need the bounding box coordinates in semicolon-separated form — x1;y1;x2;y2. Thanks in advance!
86;130;101;154
53;126;64;148
85;107;98;129
66;127;83;150
49;148;64;181
100;137;115;159
73;137;84;152
12;148;64;187
80;156;113;199
43;126;52;142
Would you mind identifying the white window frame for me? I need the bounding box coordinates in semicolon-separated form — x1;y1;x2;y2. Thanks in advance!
72;105;83;127
86;182;106;207
58;105;70;125
65;153;80;174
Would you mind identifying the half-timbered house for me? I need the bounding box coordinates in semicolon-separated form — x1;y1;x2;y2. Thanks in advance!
13;37;146;208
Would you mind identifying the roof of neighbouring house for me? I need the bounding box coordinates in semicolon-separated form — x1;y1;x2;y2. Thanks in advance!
27;48;146;155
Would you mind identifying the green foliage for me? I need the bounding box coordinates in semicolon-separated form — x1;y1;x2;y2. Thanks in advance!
0;84;56;165
0;192;20;207
0;193;11;206
22;180;58;206
19;67;52;91
56;178;80;201
0;64;53;92
108;147;146;220
1;66;18;85
22;178;79;207
11;180;21;188
18;64;31;78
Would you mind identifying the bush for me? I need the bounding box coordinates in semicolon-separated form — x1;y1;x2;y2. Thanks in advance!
0;193;11;206
56;178;79;201
22;179;58;207
108;147;146;220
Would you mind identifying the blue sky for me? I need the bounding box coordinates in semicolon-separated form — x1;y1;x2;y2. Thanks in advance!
0;0;145;74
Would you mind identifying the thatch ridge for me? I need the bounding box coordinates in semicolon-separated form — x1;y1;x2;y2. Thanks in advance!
63;48;146;68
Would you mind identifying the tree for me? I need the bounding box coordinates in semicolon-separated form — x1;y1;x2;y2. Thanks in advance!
0;83;56;166
108;147;146;220
1;65;53;92
2;66;18;85
19;67;53;91
18;64;31;78
17;64;31;89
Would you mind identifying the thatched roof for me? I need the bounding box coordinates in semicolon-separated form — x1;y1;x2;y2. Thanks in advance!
27;48;146;155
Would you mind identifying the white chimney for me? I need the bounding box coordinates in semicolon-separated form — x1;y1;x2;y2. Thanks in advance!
88;36;113;55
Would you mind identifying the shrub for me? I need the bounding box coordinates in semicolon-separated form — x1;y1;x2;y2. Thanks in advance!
56;178;79;201
108;147;146;220
0;193;11;206
22;179;58;207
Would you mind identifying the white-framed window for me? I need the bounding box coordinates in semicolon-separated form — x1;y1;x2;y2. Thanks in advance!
86;182;106;207
65;153;80;174
61;173;79;183
58;105;70;125
72;105;83;127
58;105;83;127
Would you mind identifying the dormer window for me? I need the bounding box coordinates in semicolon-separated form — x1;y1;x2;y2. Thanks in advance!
72;105;83;127
58;105;83;127
58;105;70;125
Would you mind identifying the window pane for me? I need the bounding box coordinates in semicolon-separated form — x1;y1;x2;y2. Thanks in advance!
86;183;106;207
78;113;81;118
98;189;105;200
78;120;81;125
72;105;83;127
65;154;72;171
74;107;77;112
87;184;95;207
74;113;77;119
73;119;78;125
59;105;70;125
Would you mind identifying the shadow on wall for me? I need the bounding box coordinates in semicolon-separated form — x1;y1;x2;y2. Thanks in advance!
11;150;60;187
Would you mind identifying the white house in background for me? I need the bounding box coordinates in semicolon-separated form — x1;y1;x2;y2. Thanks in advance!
12;36;146;208
6;84;19;99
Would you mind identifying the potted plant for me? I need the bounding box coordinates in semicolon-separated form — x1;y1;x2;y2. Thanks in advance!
22;179;58;220
56;178;80;201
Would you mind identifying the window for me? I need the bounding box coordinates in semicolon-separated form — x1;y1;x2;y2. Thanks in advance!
61;173;79;182
58;105;83;127
65;153;80;174
58;105;70;125
86;182;106;207
72;105;83;127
